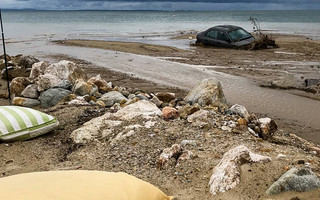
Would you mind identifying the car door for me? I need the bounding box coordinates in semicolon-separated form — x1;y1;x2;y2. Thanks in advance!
205;30;231;47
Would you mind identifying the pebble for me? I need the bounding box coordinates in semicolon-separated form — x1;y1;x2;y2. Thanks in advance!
277;154;287;159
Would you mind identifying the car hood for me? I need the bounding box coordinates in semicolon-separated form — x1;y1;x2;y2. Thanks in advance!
233;37;255;46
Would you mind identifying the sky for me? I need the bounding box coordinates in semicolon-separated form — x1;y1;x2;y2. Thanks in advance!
1;0;320;10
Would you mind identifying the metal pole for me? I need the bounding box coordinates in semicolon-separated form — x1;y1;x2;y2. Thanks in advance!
0;9;11;104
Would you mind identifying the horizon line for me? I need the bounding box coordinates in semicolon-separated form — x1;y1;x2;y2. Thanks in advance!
1;8;320;12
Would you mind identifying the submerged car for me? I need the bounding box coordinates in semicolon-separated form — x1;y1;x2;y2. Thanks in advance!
196;25;255;48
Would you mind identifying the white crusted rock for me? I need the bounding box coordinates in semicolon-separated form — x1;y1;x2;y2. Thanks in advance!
114;100;161;120
209;145;271;195
70;113;121;144
37;60;87;91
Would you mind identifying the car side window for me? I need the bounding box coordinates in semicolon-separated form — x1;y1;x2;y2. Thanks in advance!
217;31;229;42
206;30;218;39
206;30;229;42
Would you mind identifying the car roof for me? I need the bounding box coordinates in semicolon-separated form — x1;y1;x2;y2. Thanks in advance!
208;25;242;32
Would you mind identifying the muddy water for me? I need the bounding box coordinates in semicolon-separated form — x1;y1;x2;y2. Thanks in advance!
7;39;320;143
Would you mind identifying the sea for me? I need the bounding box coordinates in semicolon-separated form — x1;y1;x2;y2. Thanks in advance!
2;10;320;46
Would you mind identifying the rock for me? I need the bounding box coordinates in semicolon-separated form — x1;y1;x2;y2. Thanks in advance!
18;55;39;68
2;67;30;81
37;74;64;92
72;79;98;96
136;94;149;101
21;84;39;99
128;94;136;99
185;78;226;107
221;125;232;132
114;86;130;97
0;61;14;71
9;77;31;97
177;150;193;166
157;144;193;169
187;109;211;126
87;74;110;92
276;154;287;159
70;113;122;144
99;91;128;107
114;100;161;120
29;61;50;79
229;104;250;119
0;54;11;61
68;96;90;106
53;80;72;90
248;127;259;137
258;118;278;140
237;118;247;126
12;97;40;107
209;145;271;195
162;107;179;120
150;94;163;107
156;92;176;103
111;103;121;111
177;104;200;119
39;88;72;108
37;60;87;91
180;140;197;147
96;100;106;107
266;168;320;195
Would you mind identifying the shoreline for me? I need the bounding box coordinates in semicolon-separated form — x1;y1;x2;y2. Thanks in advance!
51;34;320;143
1;33;319;145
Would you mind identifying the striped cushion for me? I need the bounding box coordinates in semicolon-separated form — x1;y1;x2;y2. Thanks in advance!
0;106;59;141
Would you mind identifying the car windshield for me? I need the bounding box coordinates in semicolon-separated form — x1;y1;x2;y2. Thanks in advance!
228;29;251;42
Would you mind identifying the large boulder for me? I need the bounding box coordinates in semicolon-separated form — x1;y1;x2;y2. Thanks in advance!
114;100;161;120
39;88;71;108
209;145;271;195
21;84;39;99
185;78;226;107
12;97;40;107
99;91;128;107
72;79;98;96
9;77;31;97
37;60;87;91
266;168;320;195
18;55;39;68
29;61;50;80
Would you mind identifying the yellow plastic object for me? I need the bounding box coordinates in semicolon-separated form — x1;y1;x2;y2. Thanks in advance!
0;170;173;200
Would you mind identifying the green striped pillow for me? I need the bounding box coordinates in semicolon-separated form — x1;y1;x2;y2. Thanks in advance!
0;106;59;141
